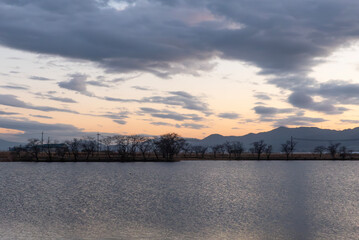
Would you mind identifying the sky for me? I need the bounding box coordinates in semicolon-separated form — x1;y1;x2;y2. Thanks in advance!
2;0;359;142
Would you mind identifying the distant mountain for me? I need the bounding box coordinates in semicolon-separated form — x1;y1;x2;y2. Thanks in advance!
198;127;359;152
0;139;22;151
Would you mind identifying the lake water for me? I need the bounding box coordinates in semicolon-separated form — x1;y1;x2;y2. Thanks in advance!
0;161;358;240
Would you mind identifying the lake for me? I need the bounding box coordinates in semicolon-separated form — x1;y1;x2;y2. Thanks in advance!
0;161;358;239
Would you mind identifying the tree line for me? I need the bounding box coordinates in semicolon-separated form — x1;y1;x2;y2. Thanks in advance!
9;133;355;161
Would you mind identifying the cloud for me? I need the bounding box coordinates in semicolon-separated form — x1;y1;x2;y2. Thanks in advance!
139;107;203;121
0;85;28;90
254;106;293;115
35;92;77;103
132;86;152;91
288;91;347;115
29;76;52;81
142;91;211;115
102;91;211;115
58;73;91;95
113;119;127;125
30;114;53;119
151;121;173;126
0;116;80;133
340;119;359;124
218;112;240;119
180;123;208;129
254;93;271;100
0;110;18;115
3;0;357;77
0;94;78;113
272;116;327;127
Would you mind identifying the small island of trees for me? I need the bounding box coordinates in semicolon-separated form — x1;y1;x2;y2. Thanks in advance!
2;133;357;162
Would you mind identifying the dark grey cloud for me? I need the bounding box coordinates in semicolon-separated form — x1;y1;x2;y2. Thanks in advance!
273;116;327;127
269;77;357;114
87;81;110;87
142;91;211;115
0;110;18;115
35;92;77;103
0;116;80;132
132;86;152;91
2;0;357;77
29;76;52;81
254;106;293;115
30;114;53;119
150;121;207;129
113;119;126;125
151;122;174;126
47;96;77;103
254;93;271;100
288;91;347;115
218;112;240;119
340;119;359;124
139;107;203;121
0;94;78;113
102;91;211;115
58;73;92;95
0;85;28;90
180;123;208;129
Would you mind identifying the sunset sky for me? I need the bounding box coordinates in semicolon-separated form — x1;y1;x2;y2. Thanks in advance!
2;0;359;142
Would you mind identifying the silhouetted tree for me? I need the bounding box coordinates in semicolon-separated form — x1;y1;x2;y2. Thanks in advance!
192;145;208;159
65;138;81;161
55;144;69;161
101;136;114;159
265;145;272;160
181;143;193;158
224;141;234;159
281;139;297;160
81;136;97;160
313;145;326;159
45;138;54;161
113;135;132;160
155;133;185;161
211;144;224;158
250;140;267;160
232;141;244;159
138;137;152;160
327;143;340;159
339;146;350;160
26;138;41;161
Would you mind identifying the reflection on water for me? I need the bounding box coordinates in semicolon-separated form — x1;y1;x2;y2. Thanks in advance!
0;161;358;239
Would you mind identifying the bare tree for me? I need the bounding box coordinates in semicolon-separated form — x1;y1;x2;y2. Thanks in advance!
339;146;350;160
81;136;97;160
281;139;297;160
45;137;54;161
313;145;326;159
232;141;244;159
138;137;152;160
211;144;224;159
55;144;69;161
327;143;340;159
65;138;81;161
224;141;234;159
181;143;193;158
155;133;185;161
26;138;41;161
250;140;267;160
264;145;272;160
101;136;114;160
113;135;132;160
192;145;208;159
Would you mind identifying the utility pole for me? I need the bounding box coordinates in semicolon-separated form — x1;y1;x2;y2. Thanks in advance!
41;131;44;152
97;132;100;154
